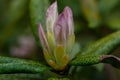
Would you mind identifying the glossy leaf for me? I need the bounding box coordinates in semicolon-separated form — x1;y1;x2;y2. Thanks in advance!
30;0;49;46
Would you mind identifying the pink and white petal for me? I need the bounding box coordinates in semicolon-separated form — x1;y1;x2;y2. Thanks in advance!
63;7;75;54
63;7;74;35
46;1;58;33
38;24;49;51
54;13;68;45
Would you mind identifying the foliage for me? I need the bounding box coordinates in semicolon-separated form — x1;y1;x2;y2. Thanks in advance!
0;0;120;80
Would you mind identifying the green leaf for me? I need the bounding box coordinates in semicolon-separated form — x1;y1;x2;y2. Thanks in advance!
0;56;62;78
70;55;100;66
0;72;61;80
30;0;49;46
0;74;45;80
0;63;49;73
70;31;120;68
70;55;120;69
0;56;39;63
48;77;70;80
0;56;51;73
78;31;120;55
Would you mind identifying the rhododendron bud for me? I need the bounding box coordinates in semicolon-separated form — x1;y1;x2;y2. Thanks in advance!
38;1;75;70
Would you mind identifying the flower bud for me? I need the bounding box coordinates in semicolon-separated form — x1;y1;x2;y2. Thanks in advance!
38;1;75;71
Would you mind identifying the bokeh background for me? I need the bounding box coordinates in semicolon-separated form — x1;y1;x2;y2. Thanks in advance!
0;0;120;80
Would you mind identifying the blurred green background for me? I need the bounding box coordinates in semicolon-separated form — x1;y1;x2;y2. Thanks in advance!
0;0;120;80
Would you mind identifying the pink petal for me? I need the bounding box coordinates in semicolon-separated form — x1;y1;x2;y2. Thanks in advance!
46;1;58;33
63;7;75;54
38;24;49;51
63;7;74;35
54;13;68;45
